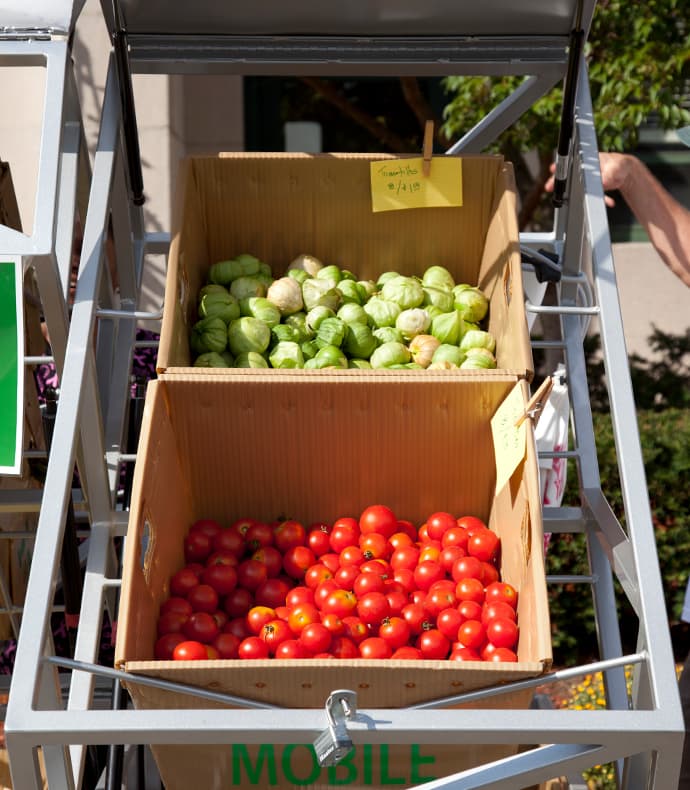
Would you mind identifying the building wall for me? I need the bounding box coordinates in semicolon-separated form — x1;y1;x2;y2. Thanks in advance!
0;0;687;354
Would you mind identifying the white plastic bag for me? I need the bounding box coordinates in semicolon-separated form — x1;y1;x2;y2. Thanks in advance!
535;364;570;508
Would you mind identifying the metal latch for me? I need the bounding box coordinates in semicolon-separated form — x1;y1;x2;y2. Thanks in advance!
313;690;357;767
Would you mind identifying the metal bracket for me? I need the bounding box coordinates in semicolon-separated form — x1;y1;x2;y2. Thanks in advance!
313;690;357;767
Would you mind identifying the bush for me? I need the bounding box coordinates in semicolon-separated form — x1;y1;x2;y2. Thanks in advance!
545;330;690;666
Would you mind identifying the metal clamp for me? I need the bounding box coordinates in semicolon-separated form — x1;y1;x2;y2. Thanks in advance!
313;690;357;767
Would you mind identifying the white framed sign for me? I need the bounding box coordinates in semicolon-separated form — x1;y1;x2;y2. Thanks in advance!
0;256;24;476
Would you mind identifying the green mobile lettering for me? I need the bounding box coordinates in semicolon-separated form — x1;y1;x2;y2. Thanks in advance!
232;744;277;785
282;744;321;785
362;744;373;785
327;746;357;785
410;744;437;784
379;744;405;785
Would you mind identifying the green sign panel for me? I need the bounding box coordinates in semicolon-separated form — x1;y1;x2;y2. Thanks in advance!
0;259;23;475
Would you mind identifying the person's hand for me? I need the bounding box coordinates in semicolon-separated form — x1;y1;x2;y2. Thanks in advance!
544;152;635;207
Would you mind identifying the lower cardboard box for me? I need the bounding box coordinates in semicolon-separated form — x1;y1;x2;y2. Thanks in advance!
115;371;552;789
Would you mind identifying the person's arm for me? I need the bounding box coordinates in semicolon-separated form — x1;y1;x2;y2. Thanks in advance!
603;153;690;287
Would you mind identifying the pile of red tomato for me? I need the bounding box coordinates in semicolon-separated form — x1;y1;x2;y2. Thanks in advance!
155;504;520;663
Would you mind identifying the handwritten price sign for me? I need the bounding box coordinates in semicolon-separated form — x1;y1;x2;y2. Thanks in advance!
370;157;463;212
490;383;527;494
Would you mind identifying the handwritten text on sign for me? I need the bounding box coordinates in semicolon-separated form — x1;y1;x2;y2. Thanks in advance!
490;382;527;493
370;157;463;212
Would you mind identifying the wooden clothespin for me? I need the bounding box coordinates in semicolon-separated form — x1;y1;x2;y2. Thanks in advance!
422;120;434;177
515;375;554;428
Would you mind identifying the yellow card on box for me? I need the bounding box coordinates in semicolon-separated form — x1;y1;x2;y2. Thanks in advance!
490;383;527;493
370;157;463;212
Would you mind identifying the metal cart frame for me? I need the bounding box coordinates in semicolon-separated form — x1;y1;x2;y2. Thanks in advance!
1;0;684;786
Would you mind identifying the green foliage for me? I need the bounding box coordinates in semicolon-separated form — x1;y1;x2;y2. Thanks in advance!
442;2;690;225
546;330;690;665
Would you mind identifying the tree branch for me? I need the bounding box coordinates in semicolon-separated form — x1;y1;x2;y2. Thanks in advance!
399;77;452;147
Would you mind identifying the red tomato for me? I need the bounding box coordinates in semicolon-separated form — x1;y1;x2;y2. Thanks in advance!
282;546;316;580
390;545;420;572
237;558;269;591
313;579;339;609
481;601;517;627
321;589;358;618
357;591;391;627
413;560;445;591
378;617;411;651
212;632;240;659
342;615;369;644
273;520;307;553
201;564;238;596
157;610;189;636
213;528;246;556
416;628;450;659
187;584;219;613
423;587;458;619
457;619;487;651
184;531;213;564
182;612;220;643
467;529;500;564
172;640;210;661
359;636;392;659
385;588;408;617
287;603;321;635
486;617;519;649
260;619;293;654
320;552;341;574
480;561;500;586
425;512;457;542
359;505;398;539
339;545;365;567
353;571;386;598
451;555;484;583
484;581;519;610
154;632;186;660
393;567;416;594
299;622;332;654
330;636;359;659
244;521;274;551
170;567;201;598
418;543;441;564
223;587;254;618
251;546;283;578
401;603;431;636
307;523;332;557
320;612;345;635
274;639;309;659
254;577;291;609
449;646;481;662
438;545;465;574
436;607;464;640
223;616;251;641
360;558;391;578
458;599;483;622
304;563;334;590
389;531;414;550
160;597;193;618
190;519;223;540
359;532;390;560
456;515;488;535
455;577;485;606
487;646;519;662
229;518;257;539
441;526;469;551
247;605;277;635
334;564;360;591
285;586;314;608
237;635;270;659
329;517;360;553
391;646;422;660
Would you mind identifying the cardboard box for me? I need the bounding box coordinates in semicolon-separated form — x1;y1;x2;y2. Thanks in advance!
157;153;533;379
115;371;551;789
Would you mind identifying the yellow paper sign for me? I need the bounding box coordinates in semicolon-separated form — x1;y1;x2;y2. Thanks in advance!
490;383;527;493
370;157;463;212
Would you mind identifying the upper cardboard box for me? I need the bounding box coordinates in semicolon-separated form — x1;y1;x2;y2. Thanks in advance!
158;153;533;379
